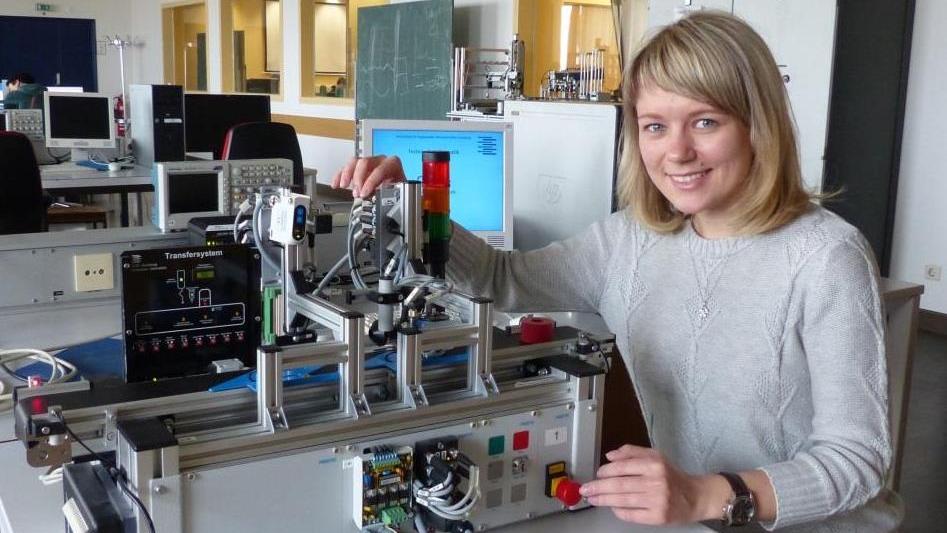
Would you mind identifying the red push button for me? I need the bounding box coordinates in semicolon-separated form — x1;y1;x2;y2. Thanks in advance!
554;478;583;507
512;430;529;451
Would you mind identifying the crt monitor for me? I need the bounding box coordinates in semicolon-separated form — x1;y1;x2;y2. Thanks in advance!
43;91;115;149
361;119;514;250
184;93;271;159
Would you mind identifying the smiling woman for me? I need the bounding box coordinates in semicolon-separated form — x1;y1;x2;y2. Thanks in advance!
635;87;754;238
331;9;899;532
618;11;812;237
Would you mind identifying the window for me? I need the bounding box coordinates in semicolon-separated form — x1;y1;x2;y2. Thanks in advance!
162;2;208;91
516;0;622;98
300;0;389;100
221;0;282;95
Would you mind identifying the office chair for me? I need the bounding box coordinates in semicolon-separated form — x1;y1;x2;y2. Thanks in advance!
221;122;304;186
0;132;48;234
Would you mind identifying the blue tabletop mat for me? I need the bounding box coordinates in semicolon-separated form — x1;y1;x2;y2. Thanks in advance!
209;348;469;393
14;337;124;382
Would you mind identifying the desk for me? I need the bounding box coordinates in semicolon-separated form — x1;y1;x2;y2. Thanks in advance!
879;278;924;491
40;165;153;227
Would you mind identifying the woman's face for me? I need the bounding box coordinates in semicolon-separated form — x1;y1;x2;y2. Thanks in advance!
635;85;753;236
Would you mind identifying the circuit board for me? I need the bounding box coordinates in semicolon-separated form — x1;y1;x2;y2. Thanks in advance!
352;446;414;530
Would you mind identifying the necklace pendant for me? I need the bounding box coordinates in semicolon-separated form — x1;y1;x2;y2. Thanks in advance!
697;304;710;320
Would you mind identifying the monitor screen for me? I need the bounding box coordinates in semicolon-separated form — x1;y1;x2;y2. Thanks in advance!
184;93;271;159
168;172;221;214
370;127;506;232
44;92;114;148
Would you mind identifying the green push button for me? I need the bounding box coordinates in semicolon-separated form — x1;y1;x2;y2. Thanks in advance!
488;435;505;456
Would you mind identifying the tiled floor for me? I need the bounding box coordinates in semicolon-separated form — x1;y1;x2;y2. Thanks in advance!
899;331;947;532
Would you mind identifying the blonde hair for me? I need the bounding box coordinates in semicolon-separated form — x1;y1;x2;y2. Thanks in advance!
617;11;813;235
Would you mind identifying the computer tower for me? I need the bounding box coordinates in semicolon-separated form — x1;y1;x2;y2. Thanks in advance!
130;84;185;166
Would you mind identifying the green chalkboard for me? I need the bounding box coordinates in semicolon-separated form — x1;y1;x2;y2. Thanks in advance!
356;0;453;120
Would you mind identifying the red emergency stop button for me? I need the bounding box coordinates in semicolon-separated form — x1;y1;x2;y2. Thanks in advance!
554;478;583;507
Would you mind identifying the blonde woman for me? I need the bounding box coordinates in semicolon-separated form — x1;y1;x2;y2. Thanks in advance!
334;11;898;531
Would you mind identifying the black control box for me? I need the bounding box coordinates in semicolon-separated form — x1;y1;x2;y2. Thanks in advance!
188;215;237;246
120;245;260;382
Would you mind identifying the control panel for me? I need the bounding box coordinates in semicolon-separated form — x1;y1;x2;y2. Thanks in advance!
120;245;260;382
5;109;45;141
228;161;293;212
175;400;597;532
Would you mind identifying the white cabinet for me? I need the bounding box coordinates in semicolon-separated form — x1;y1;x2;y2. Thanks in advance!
733;0;836;191
645;0;734;28
645;0;837;191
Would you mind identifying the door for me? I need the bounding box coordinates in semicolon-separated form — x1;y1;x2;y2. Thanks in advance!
233;30;246;93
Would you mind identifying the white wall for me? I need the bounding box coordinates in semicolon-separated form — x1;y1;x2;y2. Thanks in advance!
890;0;947;313
0;0;132;96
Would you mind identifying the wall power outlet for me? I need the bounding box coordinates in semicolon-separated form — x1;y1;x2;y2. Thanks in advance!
924;264;942;282
74;253;115;292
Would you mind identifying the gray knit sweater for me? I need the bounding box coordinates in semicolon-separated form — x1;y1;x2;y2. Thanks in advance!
447;205;899;531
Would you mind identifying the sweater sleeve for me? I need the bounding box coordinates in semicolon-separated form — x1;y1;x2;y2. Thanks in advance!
758;235;891;529
445;212;628;313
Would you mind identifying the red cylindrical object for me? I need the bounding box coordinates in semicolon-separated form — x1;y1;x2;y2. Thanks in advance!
519;316;555;344
422;151;451;188
555;478;583;507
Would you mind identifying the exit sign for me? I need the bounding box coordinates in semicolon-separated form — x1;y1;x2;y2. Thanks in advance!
35;3;55;12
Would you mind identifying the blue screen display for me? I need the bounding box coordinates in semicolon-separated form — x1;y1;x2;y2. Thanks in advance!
371;128;504;231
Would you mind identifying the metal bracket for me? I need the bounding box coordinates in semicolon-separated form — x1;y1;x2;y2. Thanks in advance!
348;392;372;417
478;372;500;396
408;384;429;408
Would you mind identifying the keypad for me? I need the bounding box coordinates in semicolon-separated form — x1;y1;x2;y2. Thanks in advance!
224;162;293;214
6;109;45;141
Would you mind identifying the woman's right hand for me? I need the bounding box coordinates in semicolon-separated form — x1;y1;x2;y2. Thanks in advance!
331;155;407;198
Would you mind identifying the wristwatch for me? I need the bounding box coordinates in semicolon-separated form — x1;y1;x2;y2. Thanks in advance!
719;472;756;527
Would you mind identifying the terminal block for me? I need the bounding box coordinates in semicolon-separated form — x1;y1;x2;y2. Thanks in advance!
353;445;414;531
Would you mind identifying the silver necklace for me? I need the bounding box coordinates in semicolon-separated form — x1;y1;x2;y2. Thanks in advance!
688;249;732;322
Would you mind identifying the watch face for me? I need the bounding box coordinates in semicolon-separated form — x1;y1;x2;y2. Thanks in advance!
732;495;756;525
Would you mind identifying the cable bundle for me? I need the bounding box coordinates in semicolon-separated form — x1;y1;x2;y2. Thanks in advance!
412;453;480;524
0;348;78;413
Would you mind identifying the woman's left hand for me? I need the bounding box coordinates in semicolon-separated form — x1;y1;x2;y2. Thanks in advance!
579;444;724;525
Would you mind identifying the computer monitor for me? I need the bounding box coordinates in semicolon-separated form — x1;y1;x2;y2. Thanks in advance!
152;161;228;232
184;93;271;159
43;92;115;149
361;119;514;250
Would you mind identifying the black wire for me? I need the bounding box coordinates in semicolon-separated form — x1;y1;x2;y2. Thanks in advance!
0;363;28;383
58;414;158;533
119;480;158;533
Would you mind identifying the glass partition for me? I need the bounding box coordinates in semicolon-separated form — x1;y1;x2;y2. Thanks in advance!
162;2;209;92
516;0;622;98
300;0;389;100
221;0;283;95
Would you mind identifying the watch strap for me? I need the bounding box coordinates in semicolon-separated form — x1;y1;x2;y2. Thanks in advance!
719;472;754;527
719;471;750;498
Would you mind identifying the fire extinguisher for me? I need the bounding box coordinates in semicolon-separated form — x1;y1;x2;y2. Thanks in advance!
114;95;126;138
